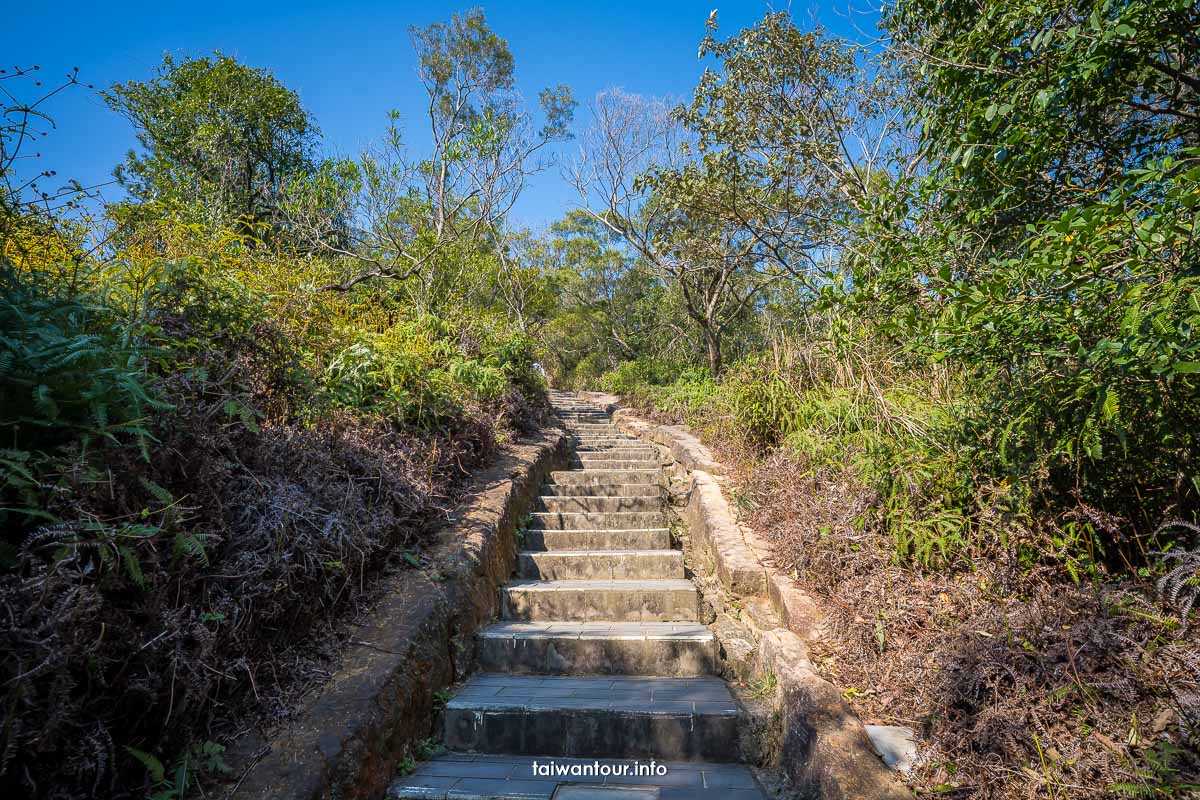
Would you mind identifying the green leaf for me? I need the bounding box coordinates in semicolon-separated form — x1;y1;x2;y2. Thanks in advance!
125;746;166;784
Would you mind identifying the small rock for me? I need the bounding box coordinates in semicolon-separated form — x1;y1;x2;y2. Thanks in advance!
865;725;917;773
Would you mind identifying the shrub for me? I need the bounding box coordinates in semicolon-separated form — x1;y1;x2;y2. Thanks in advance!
0;267;168;542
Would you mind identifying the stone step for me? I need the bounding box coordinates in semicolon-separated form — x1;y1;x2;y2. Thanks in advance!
501;579;699;622
573;441;643;448
518;550;683;580
568;434;638;441
477;622;717;676
531;511;667;530
389;753;765;799
574;448;659;459
537;495;662;513
550;469;661;485
541;483;661;498
441;675;741;761
570;459;661;471
576;452;659;462
568;425;622;432
572;443;641;449
524;528;672;551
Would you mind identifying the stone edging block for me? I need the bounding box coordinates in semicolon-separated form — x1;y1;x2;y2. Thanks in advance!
684;469;768;598
757;631;912;800
226;430;571;800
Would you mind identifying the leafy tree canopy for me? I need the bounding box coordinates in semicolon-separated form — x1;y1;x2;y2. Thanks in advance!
104;53;319;236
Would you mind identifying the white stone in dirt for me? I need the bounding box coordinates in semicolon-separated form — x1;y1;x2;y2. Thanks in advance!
865;724;917;773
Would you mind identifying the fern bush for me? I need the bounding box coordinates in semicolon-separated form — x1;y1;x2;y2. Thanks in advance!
0;268;168;539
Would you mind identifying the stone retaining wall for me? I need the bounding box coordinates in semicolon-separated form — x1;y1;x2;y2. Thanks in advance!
226;430;570;800
576;393;912;800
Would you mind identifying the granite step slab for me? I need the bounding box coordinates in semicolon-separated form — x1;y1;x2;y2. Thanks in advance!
517;550;683;580
541;484;663;498
501;579;698;622
441;675;741;761
388;753;765;799
530;511;667;531
570;460;662;471
550;470;661;486
537;495;663;513
477;621;717;677
523;529;672;552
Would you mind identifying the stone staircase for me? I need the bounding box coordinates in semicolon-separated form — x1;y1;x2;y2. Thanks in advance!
389;393;767;799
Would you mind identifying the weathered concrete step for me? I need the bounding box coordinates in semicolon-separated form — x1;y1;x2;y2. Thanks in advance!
502;579;698;622
537;495;663;513
551;469;660;486
574;451;655;459
568;441;643;448
575;448;659;459
518;550;683;580
568;443;643;450
477;621;717;676
573;443;657;450
568;425;621;432
571;459;662;471
576;452;659;462
541;483;662;498
389;753;765;799
442;675;740;761
531;511;667;530
524;528;672;551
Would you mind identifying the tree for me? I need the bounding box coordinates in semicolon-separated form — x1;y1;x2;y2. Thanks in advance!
888;0;1199;242
286;8;575;298
877;0;1200;545
534;212;671;384
103;53;318;237
570;87;788;377
657;12;902;280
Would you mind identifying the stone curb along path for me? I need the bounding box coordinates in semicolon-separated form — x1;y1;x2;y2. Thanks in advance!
391;393;770;799
581;392;915;800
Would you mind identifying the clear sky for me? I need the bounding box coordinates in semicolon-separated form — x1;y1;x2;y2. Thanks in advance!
5;1;882;227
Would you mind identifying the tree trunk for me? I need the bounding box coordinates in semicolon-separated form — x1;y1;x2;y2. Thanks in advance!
703;325;723;379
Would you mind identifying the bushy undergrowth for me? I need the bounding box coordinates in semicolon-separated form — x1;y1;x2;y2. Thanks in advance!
609;302;1200;578
0;251;547;799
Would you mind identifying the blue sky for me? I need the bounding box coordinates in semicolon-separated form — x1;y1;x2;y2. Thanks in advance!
6;1;882;227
